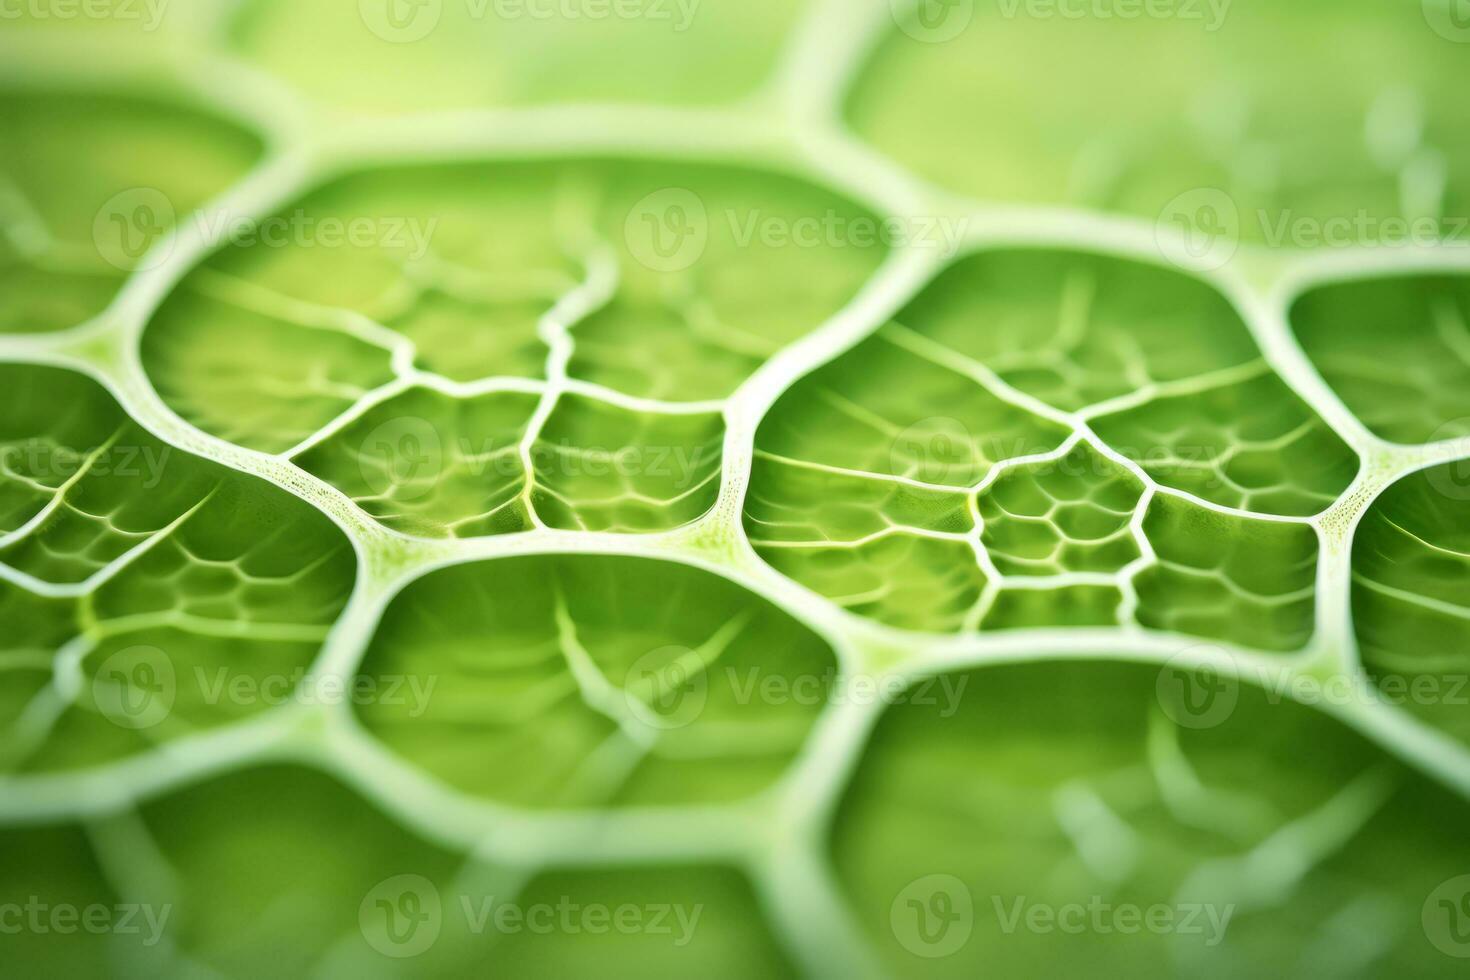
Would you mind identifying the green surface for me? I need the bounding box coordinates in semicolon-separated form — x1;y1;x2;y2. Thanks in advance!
848;0;1470;243
4;1;1470;978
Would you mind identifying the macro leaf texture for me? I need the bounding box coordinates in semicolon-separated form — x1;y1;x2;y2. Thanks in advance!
3;1;1470;978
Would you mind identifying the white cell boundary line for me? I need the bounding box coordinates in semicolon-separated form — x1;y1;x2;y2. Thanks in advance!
3;3;1470;977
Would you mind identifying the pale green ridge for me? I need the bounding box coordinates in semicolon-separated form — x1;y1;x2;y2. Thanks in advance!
355;554;838;808
1352;463;1470;746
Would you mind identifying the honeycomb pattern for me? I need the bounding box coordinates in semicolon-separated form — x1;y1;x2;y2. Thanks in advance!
3;2;1470;978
